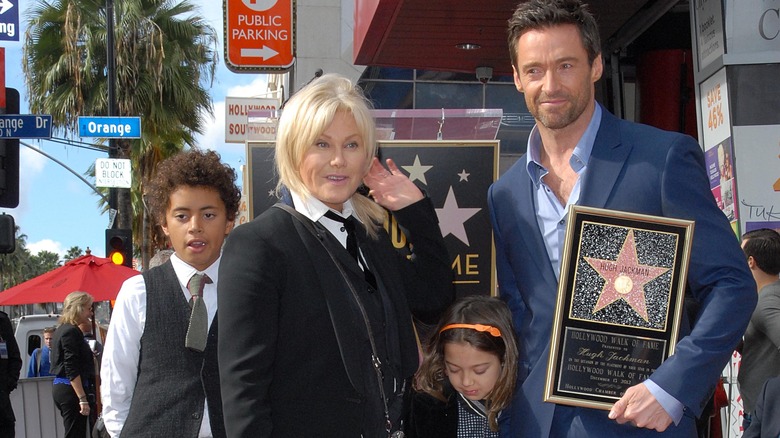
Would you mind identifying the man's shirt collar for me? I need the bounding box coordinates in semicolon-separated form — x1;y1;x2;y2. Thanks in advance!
525;104;602;186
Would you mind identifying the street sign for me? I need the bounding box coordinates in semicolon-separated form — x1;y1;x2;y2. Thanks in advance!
95;158;132;188
224;0;295;72
0;0;19;42
78;116;141;138
247;110;278;142
0;115;53;138
225;96;278;143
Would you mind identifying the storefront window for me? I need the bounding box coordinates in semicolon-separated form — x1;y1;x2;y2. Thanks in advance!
358;67;534;155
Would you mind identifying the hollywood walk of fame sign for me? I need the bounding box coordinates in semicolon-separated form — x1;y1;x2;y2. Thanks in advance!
544;206;694;410
245;140;499;298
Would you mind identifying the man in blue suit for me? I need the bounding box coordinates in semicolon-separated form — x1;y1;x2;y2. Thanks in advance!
487;0;756;436
27;327;54;377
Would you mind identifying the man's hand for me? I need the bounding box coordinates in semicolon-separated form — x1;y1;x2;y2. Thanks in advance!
608;383;673;432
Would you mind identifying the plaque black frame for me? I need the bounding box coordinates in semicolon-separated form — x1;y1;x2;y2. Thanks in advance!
544;205;694;410
245;139;500;297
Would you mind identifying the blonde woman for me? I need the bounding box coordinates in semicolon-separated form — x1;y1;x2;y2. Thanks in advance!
218;73;454;437
50;291;95;438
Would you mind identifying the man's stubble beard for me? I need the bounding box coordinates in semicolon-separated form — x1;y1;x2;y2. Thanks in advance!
530;90;591;131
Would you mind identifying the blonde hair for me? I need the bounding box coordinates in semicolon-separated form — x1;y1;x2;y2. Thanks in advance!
58;291;94;326
274;73;386;237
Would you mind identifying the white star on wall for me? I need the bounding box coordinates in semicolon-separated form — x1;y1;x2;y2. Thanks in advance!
458;169;470;182
402;155;433;185
435;186;481;246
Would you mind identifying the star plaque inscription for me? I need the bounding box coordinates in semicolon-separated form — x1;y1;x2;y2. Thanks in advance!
544;206;694;410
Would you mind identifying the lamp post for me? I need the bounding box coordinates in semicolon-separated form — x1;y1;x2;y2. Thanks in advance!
106;0;117;227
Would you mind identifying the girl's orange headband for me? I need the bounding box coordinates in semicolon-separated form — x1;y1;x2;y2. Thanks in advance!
440;323;502;338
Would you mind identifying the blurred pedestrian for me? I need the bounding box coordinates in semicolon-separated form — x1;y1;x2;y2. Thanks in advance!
50;291;95;438
742;375;780;438
738;228;780;430
148;249;174;269
0;309;22;437
27;326;55;377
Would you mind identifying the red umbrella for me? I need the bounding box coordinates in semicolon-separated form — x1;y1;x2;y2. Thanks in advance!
0;254;139;305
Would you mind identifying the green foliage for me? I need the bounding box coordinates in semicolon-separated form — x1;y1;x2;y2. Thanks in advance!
0;226;63;290
22;0;219;264
29;251;62;277
0;226;32;290
63;246;85;262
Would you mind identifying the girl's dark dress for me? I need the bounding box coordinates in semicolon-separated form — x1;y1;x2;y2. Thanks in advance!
407;383;500;438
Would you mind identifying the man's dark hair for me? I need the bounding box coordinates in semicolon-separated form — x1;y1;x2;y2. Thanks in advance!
507;0;601;69
742;228;780;276
146;149;242;224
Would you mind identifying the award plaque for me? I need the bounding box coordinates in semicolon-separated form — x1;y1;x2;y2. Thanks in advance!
544;206;694;410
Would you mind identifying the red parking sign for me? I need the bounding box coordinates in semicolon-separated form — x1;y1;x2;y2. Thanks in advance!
224;0;295;72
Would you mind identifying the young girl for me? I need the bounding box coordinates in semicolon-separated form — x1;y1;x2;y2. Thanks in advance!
408;295;519;437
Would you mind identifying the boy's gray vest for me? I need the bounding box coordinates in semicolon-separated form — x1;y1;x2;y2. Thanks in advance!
122;261;225;437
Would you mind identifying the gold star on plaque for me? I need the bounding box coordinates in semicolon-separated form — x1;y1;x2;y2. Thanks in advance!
584;230;670;321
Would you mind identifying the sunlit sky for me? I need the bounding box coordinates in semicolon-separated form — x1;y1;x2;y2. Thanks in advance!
1;0;269;259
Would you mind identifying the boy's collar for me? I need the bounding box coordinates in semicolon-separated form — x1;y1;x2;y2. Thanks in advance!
169;252;221;284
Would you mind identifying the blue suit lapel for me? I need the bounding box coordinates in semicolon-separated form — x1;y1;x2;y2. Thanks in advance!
579;110;632;208
513;164;559;288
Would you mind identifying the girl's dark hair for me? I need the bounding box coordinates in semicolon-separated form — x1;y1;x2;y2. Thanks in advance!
146;149;241;225
415;295;519;431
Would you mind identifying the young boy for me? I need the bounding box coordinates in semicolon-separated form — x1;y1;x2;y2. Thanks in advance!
100;149;240;438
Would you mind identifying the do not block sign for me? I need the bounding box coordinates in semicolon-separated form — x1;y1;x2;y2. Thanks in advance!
96;158;132;188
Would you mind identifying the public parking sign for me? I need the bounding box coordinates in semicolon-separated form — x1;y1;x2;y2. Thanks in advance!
224;0;295;72
0;0;19;42
78;116;141;138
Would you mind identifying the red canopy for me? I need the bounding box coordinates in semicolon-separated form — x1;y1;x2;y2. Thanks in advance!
0;254;139;305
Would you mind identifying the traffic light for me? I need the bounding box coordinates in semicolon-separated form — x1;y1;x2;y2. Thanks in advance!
0;88;20;208
105;228;132;267
0;214;15;253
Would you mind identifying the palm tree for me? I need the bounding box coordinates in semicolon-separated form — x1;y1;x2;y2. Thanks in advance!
23;0;218;267
63;246;85;262
29;250;62;277
0;227;32;290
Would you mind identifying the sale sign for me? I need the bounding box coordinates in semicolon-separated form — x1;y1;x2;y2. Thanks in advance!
700;68;732;148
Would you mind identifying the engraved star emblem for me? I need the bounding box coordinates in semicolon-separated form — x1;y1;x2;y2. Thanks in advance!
402;155;433;185
458;169;470;182
435;186;481;246
584;230;670;321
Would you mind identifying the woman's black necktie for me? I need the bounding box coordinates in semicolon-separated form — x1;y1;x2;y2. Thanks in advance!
323;211;377;289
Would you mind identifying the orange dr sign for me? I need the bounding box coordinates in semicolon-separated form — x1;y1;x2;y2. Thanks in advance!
224;0;296;72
